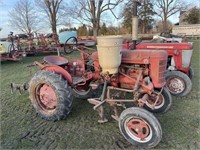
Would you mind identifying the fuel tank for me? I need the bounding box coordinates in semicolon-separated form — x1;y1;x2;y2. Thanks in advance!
121;49;168;64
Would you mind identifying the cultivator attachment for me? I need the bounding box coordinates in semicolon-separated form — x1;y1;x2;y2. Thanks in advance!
88;81;108;123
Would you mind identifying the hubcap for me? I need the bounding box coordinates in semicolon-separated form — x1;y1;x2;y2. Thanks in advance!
36;83;57;112
146;93;165;109
124;117;152;143
166;77;185;94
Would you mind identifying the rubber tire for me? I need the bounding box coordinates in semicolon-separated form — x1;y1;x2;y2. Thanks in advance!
187;67;194;79
165;71;192;97
119;107;162;148
29;71;73;121
64;36;78;54
72;87;93;99
72;85;103;99
143;87;172;113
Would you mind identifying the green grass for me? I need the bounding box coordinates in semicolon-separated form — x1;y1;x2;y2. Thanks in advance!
0;41;200;149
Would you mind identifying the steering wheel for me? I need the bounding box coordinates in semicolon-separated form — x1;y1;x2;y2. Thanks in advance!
64;36;78;54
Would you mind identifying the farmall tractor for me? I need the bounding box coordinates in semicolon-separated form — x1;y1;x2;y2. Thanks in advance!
122;3;193;97
28;35;173;148
122;43;193;97
27;1;173;148
136;43;193;97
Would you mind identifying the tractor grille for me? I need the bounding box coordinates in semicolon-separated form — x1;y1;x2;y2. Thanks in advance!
158;60;167;83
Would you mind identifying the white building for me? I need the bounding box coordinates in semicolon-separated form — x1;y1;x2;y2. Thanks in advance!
172;24;200;36
172;8;200;36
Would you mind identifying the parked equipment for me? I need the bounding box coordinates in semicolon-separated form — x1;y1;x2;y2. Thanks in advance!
136;43;193;96
28;33;172;148
0;41;22;61
121;0;193;97
27;1;172;148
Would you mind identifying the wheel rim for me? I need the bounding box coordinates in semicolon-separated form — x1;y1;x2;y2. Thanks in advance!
166;77;185;94
124;117;152;143
146;93;165;109
35;83;57;113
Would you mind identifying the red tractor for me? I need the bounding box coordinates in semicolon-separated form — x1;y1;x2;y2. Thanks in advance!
121;0;193;97
122;40;193;97
28;34;172;148
27;1;173;148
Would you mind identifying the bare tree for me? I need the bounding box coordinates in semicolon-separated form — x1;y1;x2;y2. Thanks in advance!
154;0;188;31
154;19;173;33
9;0;39;35
35;0;66;41
69;0;123;38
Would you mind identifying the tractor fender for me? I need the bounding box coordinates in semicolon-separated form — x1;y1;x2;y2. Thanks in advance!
42;65;73;85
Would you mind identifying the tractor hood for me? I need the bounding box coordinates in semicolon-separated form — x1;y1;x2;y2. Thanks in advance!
136;43;193;50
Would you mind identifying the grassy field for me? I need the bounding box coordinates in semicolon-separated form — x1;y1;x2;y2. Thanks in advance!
0;40;200;149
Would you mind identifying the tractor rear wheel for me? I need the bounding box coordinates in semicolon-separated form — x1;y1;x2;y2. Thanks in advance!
29;71;73;121
165;71;192;97
119;107;162;148
143;87;172;113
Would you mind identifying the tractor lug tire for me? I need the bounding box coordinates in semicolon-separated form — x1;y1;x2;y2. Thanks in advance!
29;71;73;121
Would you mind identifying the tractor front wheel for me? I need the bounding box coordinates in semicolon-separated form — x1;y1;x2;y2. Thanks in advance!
187;67;194;79
29;71;73;121
165;71;192;96
119;107;162;148
143;87;172;113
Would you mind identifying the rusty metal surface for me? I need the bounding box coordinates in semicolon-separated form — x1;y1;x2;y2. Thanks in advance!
39;84;57;109
166;77;185;94
126;118;150;141
44;55;68;66
42;65;73;85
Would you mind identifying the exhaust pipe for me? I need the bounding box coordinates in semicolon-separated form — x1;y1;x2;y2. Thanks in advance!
132;1;141;49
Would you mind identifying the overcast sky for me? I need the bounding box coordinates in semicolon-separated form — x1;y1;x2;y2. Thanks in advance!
0;0;199;38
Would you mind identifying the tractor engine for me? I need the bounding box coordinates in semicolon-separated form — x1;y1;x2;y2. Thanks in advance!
117;64;151;90
91;49;168;91
120;50;168;89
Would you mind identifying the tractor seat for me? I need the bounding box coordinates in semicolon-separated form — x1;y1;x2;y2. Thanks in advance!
44;55;68;66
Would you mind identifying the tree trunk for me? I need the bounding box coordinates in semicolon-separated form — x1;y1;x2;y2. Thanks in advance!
52;20;58;44
93;26;98;39
163;15;167;32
